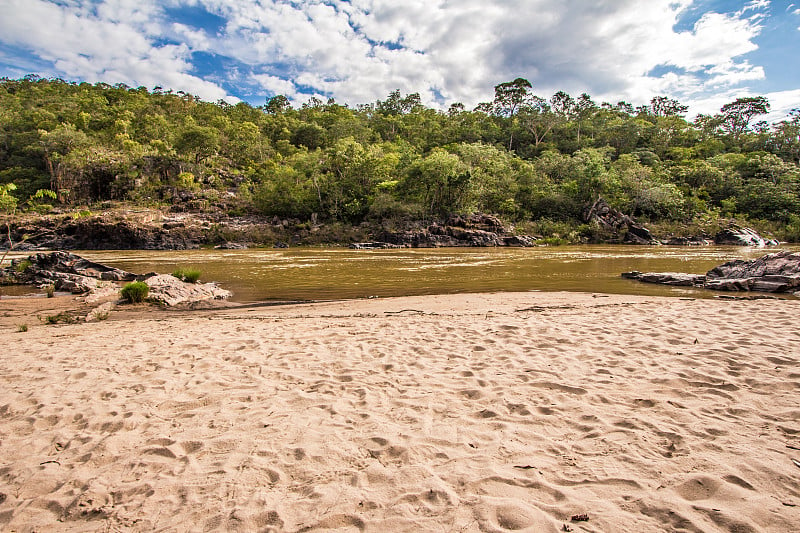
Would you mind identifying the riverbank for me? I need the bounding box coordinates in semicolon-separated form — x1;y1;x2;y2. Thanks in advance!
2;291;799;531
3;205;787;251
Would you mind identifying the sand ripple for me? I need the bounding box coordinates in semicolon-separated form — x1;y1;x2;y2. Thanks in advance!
1;292;799;531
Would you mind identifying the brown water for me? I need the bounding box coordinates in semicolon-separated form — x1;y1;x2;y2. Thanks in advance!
49;245;796;302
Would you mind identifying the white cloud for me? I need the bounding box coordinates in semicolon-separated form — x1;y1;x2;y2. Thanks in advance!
0;0;234;102
0;0;779;114
688;88;800;122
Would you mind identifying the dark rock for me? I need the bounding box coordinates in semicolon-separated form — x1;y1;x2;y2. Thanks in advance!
13;251;137;284
349;242;403;250
713;226;776;246
707;250;800;279
621;271;706;286
664;236;711;246
55;274;99;294
624;225;658;245
273;241;289;248
622;250;800;294
584;197;658;244
214;242;248;249
377;215;535;248
503;235;537;247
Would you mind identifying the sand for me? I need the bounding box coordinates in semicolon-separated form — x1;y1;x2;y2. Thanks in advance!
1;291;799;532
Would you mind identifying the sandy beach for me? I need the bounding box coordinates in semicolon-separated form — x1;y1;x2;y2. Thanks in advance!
1;291;799;532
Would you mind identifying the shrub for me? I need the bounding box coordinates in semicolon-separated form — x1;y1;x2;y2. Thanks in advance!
17;324;28;332
42;312;75;325
121;281;149;303
172;268;201;283
45;284;55;298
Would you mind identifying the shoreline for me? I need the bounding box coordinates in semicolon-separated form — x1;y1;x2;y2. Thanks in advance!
2;291;800;531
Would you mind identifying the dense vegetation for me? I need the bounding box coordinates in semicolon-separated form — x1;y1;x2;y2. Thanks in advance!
1;75;799;241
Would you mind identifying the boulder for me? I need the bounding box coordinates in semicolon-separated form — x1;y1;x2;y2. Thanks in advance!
214;242;249;249
24;251;137;281
376;214;536;248
621;271;705;286
622;250;800;294
664;236;711;246
143;274;232;307
584;197;659;245
349;242;403;250
714;226;777;246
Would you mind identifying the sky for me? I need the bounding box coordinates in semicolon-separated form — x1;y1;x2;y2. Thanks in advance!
0;0;798;121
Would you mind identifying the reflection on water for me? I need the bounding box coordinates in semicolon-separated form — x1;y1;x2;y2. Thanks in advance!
49;245;798;302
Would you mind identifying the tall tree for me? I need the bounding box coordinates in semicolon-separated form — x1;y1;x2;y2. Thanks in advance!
720;96;770;142
649;96;688;117
493;78;532;150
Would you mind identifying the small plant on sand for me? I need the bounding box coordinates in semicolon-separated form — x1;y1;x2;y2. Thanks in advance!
172;268;201;284
42;312;76;325
17;323;28;332
121;281;149;303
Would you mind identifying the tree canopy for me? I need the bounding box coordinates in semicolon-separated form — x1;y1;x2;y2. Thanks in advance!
1;75;799;240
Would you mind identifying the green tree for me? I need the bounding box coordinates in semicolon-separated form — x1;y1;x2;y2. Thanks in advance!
720;96;770;142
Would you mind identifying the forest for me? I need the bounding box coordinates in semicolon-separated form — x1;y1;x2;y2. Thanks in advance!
1;75;799;242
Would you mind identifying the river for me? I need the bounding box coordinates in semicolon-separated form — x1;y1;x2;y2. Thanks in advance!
18;244;782;302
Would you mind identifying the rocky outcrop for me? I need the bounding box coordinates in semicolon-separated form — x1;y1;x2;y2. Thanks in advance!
583;197;658;245
4;251;137;293
663;236;711;246
143;274;232;307
2;251;233;306
376;214;537;248
622;250;800;294
714;225;778;246
8;214;204;250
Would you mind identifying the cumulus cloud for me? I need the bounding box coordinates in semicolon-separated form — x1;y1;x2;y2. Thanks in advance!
0;0;232;102
0;0;782;115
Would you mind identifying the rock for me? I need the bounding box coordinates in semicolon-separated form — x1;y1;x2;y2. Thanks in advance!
664;236;711;246
503;235;538;247
624;225;658;245
713;226;776;246
26;251;137;281
2;251;137;291
273;241;289;248
143;274;232;307
622;250;800;294
55;273;99;294
584;197;659;244
377;214;536;248
349;242;403;250
621;271;705;286
85;302;115;322
214;242;248;249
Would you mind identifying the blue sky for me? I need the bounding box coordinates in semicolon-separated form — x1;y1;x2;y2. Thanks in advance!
0;0;798;120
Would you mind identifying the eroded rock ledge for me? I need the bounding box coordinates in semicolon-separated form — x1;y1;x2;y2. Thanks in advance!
622;250;800;295
2;252;232;311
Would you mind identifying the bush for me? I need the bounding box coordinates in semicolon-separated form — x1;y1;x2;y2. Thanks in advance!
172;268;201;283
121;281;149;303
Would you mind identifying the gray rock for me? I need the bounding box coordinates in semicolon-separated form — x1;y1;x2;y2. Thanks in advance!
350;242;403;250
621;271;705;286
144;274;232;307
713;226;776;246
55;274;99;294
623;251;800;294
